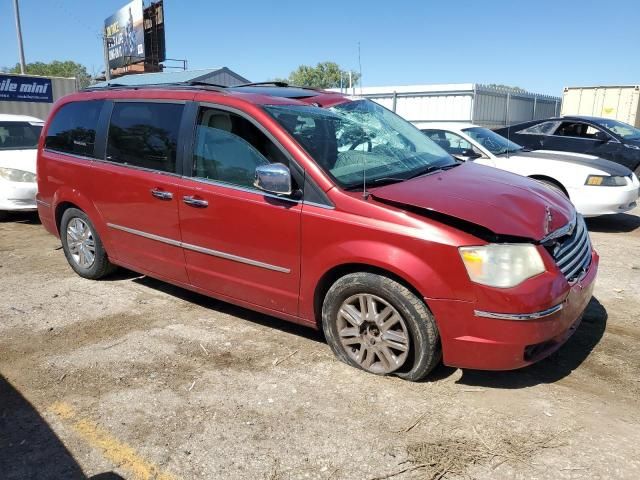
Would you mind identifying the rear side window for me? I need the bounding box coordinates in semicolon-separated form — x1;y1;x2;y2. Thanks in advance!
517;121;559;136
45;101;103;157
107;102;184;173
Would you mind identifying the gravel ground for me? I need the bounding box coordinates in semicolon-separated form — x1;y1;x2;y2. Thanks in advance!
1;206;639;480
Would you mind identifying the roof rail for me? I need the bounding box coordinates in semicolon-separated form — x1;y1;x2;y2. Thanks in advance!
233;81;324;92
82;81;229;93
235;81;290;88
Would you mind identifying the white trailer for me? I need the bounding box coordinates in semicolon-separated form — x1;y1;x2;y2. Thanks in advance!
339;83;561;129
561;85;640;128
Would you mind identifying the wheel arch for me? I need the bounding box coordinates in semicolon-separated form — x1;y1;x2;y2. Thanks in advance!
313;263;428;330
528;175;569;197
55;201;81;233
51;188;113;254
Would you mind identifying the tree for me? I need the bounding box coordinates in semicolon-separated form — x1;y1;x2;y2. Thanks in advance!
10;60;92;88
287;62;360;89
487;84;527;93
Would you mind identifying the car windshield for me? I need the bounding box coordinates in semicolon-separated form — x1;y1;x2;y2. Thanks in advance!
462;127;523;155
591;118;640;140
0;121;43;150
264;99;456;189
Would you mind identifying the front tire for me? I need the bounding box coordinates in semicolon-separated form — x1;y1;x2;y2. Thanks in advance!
537;179;567;197
322;272;441;381
60;208;115;279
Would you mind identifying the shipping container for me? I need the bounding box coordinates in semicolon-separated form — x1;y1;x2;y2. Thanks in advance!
0;74;78;120
561;85;640;127
336;84;561;129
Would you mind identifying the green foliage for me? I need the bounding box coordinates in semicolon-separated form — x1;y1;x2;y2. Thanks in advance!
9;61;91;88
487;84;527;93
287;62;360;89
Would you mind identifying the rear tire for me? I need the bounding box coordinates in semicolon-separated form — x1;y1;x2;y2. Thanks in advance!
322;272;441;381
60;208;115;279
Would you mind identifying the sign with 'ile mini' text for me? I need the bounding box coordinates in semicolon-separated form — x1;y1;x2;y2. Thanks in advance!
0;75;53;103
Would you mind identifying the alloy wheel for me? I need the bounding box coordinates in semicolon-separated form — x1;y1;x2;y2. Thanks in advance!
337;293;410;374
66;217;96;269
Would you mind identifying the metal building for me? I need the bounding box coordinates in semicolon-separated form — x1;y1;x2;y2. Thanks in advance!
0;74;78;120
346;83;561;129
93;67;250;88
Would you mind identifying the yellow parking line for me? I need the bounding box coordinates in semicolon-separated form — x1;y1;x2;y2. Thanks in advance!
50;401;176;480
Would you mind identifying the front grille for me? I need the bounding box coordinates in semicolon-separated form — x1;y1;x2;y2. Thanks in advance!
546;216;592;282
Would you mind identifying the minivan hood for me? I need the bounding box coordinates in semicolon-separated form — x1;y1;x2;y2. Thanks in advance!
370;162;574;241
0;148;37;173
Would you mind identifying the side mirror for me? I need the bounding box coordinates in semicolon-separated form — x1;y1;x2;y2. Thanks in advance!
454;149;482;161
594;132;610;143
254;163;293;196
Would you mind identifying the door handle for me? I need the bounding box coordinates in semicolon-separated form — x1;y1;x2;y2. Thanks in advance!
150;188;173;200
183;195;208;208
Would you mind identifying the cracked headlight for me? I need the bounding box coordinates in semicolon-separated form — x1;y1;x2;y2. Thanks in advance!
459;244;545;288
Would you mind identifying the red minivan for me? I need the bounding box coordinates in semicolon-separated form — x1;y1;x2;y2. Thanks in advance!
36;83;598;380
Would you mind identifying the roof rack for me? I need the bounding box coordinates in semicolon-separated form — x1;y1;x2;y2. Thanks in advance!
234;81;290;88
233;81;324;92
82;81;229;92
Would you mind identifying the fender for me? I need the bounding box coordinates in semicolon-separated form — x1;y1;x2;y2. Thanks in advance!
51;186;116;259
298;237;474;323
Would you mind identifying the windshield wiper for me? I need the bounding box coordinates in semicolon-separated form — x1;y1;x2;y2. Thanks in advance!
343;177;405;190
496;148;523;155
368;177;407;186
406;163;459;180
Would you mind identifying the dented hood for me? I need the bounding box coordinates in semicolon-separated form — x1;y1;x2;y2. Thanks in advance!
370;162;574;241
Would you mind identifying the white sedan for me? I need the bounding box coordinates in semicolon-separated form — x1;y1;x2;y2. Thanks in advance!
420;122;639;217
0;114;43;220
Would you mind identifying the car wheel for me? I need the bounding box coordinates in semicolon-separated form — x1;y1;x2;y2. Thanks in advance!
537;179;567;197
322;272;441;381
60;208;115;279
0;211;7;221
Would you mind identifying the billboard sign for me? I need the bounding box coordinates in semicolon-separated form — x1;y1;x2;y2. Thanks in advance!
105;1;145;69
0;74;53;103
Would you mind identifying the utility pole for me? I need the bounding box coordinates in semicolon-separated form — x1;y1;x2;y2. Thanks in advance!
12;0;27;74
102;34;112;81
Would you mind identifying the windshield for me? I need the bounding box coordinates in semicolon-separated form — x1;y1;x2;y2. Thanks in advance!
463;127;523;155
591;118;640;140
265;99;456;189
0;121;43;150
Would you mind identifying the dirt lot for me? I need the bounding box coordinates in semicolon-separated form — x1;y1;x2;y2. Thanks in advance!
1;206;639;480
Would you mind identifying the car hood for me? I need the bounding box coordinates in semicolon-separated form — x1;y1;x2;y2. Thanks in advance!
370;162;574;241
510;150;632;176
0;148;37;173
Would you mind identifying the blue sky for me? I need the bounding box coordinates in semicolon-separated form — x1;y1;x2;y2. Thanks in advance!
1;0;638;95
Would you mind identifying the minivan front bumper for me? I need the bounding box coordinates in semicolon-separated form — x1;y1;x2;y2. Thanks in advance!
427;250;599;371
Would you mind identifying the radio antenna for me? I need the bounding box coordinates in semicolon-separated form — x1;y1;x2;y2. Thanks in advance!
362;155;368;199
506;89;511;159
